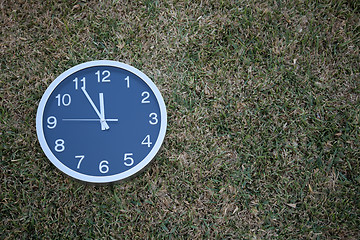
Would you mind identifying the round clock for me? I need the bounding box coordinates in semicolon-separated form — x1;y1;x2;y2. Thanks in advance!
36;60;167;183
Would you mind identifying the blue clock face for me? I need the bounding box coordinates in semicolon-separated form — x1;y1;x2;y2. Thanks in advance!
36;60;167;183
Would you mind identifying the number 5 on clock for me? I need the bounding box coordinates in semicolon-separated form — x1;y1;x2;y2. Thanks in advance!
124;153;134;166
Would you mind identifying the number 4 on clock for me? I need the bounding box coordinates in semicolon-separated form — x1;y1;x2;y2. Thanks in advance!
141;135;152;147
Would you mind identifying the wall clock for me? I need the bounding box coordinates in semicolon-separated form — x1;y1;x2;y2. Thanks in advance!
36;60;167;183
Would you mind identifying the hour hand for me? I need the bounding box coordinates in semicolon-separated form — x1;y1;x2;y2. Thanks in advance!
99;93;109;130
81;87;109;130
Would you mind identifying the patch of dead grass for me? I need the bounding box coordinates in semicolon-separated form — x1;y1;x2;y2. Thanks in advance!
1;0;359;239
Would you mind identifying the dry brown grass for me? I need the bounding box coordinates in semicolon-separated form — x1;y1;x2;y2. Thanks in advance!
1;0;359;239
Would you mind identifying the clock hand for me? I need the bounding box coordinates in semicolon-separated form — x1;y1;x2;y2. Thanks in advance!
98;93;109;130
99;93;107;126
81;87;110;130
62;118;118;121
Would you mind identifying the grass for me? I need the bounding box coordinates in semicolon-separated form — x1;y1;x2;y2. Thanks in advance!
1;0;359;239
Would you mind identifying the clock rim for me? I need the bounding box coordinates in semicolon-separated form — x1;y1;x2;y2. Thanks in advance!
36;60;167;183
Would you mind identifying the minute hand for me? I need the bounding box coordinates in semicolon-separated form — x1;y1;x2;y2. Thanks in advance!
81;87;110;130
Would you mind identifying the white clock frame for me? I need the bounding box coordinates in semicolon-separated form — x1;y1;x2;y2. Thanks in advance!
36;60;167;183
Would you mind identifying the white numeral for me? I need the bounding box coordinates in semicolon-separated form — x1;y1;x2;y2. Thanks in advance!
141;135;152;147
75;155;85;169
141;91;150;103
124;153;134;166
125;76;130;88
149;113;158;125
73;77;86;90
55;94;71;106
99;160;109;173
55;139;65;152
96;70;111;83
47;116;57;129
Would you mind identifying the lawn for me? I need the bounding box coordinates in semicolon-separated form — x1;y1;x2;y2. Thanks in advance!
1;0;359;239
